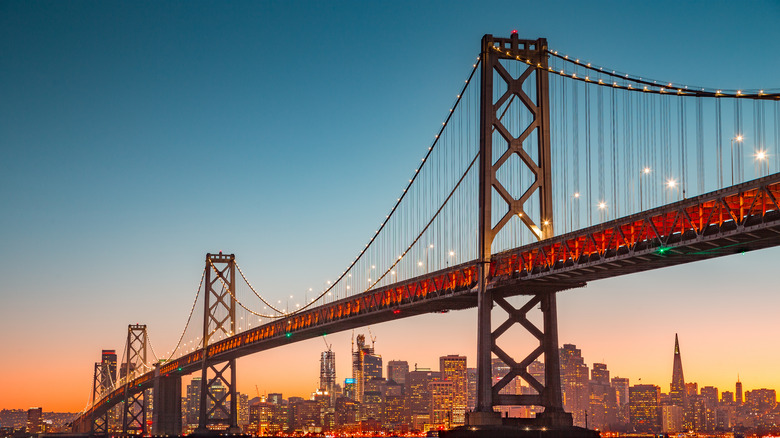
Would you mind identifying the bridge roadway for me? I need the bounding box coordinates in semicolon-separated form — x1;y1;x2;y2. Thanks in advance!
77;172;780;427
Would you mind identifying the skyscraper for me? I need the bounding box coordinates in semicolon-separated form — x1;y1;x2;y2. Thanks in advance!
352;334;381;403
320;349;336;402
407;368;439;430
591;363;609;385
101;350;117;388
387;360;409;386
589;363;617;430
611;377;629;407
429;380;454;429
560;344;590;427
670;334;686;408
185;377;202;426
466;368;477;412
629;384;661;432
439;355;467;426
736;377;743;405
611;377;630;428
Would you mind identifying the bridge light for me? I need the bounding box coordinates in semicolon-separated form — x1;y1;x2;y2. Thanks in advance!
598;201;607;210
285;333;292;338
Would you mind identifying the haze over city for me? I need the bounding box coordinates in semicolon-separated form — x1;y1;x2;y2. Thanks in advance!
1;0;779;426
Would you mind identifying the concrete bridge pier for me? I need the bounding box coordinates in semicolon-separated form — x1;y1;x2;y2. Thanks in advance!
152;366;182;436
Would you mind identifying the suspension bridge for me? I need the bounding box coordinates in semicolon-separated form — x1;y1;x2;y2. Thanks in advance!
71;33;780;435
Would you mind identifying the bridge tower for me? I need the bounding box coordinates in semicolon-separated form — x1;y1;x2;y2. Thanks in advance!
90;362;110;434
471;33;572;428
196;253;241;433
121;324;148;435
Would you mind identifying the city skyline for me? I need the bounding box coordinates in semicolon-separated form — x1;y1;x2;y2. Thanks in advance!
3;335;776;434
2;0;780;416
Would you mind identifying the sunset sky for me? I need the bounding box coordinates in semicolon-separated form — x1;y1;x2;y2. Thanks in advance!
1;1;780;413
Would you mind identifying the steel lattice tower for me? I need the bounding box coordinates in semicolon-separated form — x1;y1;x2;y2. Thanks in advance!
197;253;240;433
472;33;571;428
90;362;110;435
121;324;148;435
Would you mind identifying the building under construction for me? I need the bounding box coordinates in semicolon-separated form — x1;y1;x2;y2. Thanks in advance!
351;333;382;403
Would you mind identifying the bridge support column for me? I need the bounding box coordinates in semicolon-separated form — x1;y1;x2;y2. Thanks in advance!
468;289;571;428
152;366;182;436
122;324;148;435
90;362;110;435
196;253;241;434
471;33;572;429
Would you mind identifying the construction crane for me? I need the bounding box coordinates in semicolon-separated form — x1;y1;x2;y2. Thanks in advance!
368;326;376;349
322;334;332;351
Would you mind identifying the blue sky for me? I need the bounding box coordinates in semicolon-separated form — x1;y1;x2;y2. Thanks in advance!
2;0;780;411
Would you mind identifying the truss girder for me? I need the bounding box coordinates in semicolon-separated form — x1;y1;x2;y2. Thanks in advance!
489;177;780;283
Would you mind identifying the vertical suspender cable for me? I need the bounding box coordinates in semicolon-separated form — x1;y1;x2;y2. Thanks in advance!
597;84;605;214
585;82;592;225
572;74;580;230
716;99;723;188
679;98;687;199
735;99;743;182
611;86;617;217
775;102;779;173
696;97;704;194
